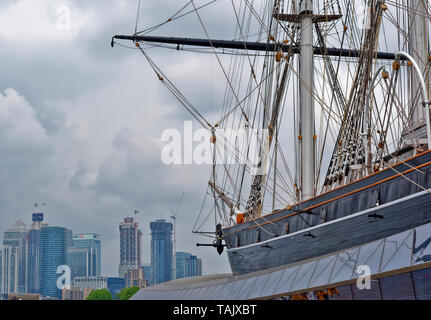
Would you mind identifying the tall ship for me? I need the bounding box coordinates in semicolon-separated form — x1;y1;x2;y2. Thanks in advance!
113;0;431;278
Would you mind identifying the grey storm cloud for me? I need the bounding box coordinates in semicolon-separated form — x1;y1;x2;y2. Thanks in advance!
1;0;405;278
0;0;236;276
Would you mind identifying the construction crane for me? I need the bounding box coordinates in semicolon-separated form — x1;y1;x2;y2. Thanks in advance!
19;201;47;209
33;202;47;208
170;192;185;280
134;209;140;221
126;206;140;221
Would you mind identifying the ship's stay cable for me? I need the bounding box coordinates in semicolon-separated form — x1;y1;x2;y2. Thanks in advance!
190;0;252;127
115;0;431;233
193;184;213;233
192;0;296;218
135;0;219;36
315;21;350;185
111;0;220;49
135;0;141;35
212;133;293;208
155;2;428;221
230;0;271;123
215;54;277;127
381;158;431;196
225;1;429;217
214;143;242;198
272;96;297;198
135;43;214;130
243;0;270;35
131;1;402;195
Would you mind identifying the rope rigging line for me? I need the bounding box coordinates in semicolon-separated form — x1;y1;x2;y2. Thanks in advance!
135;42;214;130
135;0;141;35
122;0;431;227
135;0;219;36
189;0;253;127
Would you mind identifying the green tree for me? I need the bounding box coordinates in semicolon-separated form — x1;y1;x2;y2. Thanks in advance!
115;287;140;300
85;289;113;300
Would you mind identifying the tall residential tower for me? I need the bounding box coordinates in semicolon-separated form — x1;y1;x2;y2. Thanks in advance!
26;213;44;294
119;217;142;278
150;219;173;286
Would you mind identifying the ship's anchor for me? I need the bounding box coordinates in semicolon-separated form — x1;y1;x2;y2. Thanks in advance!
196;223;226;255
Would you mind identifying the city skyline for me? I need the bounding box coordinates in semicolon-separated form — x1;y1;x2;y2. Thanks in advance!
0;0;232;279
1;208;222;278
1;211;205;299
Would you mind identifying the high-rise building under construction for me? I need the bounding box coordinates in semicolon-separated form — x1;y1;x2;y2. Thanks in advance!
118;217;142;278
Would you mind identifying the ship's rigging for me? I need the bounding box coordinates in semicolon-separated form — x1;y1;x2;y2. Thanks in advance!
112;0;431;237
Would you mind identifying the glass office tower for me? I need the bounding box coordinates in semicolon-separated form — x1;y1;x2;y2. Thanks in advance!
1;220;28;296
141;264;151;287
39;226;67;299
71;233;101;277
175;252;203;279
150;219;173;285
27;213;44;294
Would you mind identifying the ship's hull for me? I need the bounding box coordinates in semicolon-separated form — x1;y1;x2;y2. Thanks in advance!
226;188;431;274
223;150;431;275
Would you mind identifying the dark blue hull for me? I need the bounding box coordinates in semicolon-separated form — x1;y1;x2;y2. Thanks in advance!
224;150;431;275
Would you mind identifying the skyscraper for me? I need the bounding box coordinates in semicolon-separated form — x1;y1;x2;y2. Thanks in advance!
39;226;67;299
66;247;91;279
175;252;203;279
70;233;101;277
196;258;202;276
189;255;202;277
119;218;142;278
175;252;191;279
27;213;43;294
150;219;173;286
1;220;28;296
66;229;73;249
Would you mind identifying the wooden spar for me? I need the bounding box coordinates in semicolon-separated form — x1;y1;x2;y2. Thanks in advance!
208;181;240;216
111;35;408;61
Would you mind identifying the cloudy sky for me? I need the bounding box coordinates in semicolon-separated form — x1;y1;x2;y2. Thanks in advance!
0;0;409;279
0;0;243;276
